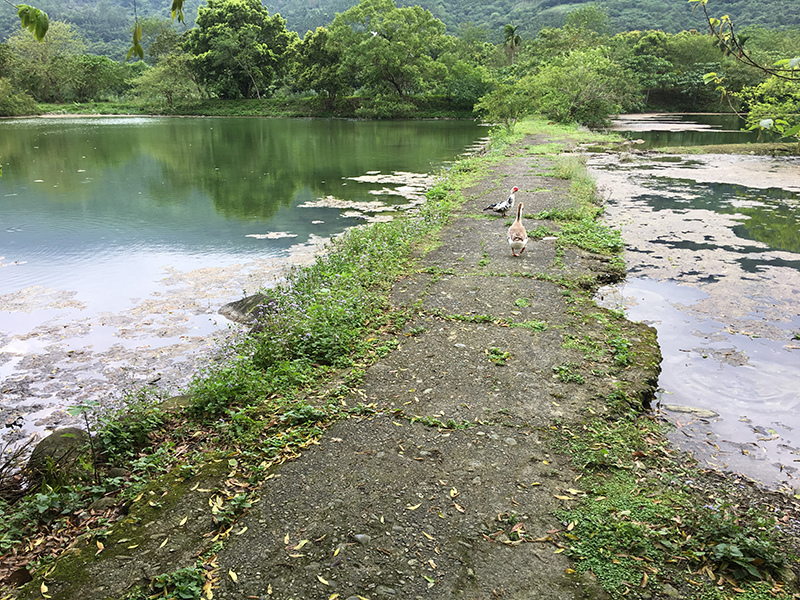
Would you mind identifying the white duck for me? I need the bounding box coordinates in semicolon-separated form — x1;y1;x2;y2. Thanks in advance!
507;202;528;257
483;186;519;216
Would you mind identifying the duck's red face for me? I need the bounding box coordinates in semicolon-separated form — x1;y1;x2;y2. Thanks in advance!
512;187;519;192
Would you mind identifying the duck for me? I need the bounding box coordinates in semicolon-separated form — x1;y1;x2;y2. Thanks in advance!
507;202;528;257
483;186;519;216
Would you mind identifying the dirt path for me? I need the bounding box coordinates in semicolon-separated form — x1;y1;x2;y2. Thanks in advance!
206;139;658;600
19;136;662;600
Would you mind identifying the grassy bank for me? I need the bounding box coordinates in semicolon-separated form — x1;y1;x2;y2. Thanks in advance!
2;118;798;600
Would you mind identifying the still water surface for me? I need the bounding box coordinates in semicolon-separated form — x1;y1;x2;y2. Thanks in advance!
0;116;485;440
590;116;800;491
609;113;782;148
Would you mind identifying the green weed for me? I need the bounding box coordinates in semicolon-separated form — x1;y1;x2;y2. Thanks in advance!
553;362;585;384
558;471;788;594
508;319;548;331
150;564;205;600
487;347;512;365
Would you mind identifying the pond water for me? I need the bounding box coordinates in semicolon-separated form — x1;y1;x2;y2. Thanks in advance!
589;115;800;492
0;116;485;443
608;113;781;148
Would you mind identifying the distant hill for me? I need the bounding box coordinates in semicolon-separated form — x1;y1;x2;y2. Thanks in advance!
263;0;800;40
2;0;798;59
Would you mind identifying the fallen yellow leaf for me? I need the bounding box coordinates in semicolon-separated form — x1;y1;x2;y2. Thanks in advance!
40;583;48;594
284;533;290;545
180;516;188;526
449;488;459;498
236;527;248;535
406;503;421;510
228;569;238;582
317;575;330;586
295;539;310;550
423;532;434;540
160;537;169;549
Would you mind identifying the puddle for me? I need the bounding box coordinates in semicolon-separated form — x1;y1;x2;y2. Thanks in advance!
589;150;800;492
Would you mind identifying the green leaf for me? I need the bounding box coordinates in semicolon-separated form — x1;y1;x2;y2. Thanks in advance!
127;23;144;61
17;5;49;41
782;123;800;138
170;0;185;23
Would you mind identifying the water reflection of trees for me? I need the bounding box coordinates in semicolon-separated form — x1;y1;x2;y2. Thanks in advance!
1;118;480;219
640;178;800;255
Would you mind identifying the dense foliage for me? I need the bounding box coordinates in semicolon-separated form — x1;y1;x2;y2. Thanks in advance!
0;0;798;138
2;0;799;61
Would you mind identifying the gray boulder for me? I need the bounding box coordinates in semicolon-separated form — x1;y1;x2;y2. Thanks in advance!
26;427;90;485
218;292;277;325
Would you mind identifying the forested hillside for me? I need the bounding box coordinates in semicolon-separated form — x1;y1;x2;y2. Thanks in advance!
1;0;799;59
266;0;800;39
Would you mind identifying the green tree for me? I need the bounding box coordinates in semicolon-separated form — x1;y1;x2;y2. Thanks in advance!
67;54;127;101
530;48;638;127
503;23;521;64
139;16;183;64
6;20;85;102
291;26;348;109
436;51;492;108
524;24;605;67
183;0;296;99
564;3;611;35
129;51;203;109
328;0;449;98
474;79;534;133
0;76;37;115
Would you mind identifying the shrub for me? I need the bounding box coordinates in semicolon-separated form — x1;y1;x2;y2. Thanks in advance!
0;77;39;116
